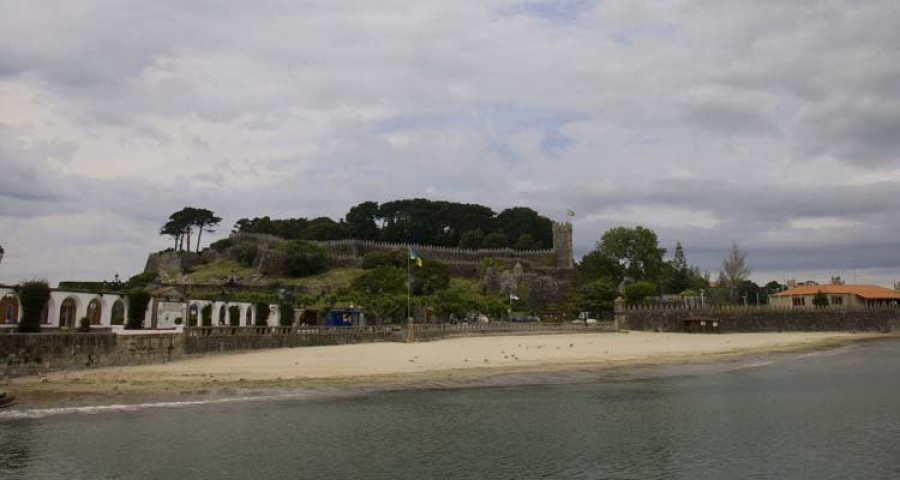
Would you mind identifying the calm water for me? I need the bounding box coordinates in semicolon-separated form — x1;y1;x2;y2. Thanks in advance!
2;340;900;479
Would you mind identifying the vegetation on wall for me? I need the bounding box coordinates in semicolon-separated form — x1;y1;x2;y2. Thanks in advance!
277;240;328;278
279;303;295;326
18;280;51;333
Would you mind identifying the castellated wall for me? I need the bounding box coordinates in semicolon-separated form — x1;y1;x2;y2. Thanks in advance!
252;221;575;277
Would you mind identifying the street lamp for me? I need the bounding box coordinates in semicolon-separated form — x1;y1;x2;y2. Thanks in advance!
0;245;4;268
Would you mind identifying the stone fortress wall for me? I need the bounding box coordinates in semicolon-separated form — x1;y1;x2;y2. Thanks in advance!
249;221;575;278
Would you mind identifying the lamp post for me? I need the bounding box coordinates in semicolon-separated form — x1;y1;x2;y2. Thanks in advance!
0;245;4;269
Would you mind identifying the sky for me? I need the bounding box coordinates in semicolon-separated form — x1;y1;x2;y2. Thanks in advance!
1;0;899;287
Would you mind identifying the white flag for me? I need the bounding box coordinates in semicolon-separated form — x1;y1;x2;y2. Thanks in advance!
509;293;519;301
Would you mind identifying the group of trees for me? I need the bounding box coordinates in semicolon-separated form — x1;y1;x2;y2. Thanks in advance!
572;225;762;308
160;207;222;253
570;226;715;310
233;199;554;250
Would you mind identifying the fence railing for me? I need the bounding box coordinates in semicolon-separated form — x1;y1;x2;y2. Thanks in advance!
416;321;616;336
184;322;615;338
184;325;402;337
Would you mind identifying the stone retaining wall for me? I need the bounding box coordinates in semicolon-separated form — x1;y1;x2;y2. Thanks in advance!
182;328;401;354
621;307;900;333
2;333;182;378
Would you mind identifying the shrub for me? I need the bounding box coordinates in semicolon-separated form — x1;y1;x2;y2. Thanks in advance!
18;280;50;333
127;271;158;287
362;251;404;270
482;232;508;249
278;240;328;278
459;230;484;250
624;281;657;306
411;261;450;295
78;317;91;332
174;317;184;326
201;304;212;326
126;290;152;329
233;243;259;267
255;302;270;326
210;237;234;251
512;234;539;251
279;303;295;326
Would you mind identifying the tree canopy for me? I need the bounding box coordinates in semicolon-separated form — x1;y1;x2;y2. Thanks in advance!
576;226;666;286
232;199;555;249
160;207;222;252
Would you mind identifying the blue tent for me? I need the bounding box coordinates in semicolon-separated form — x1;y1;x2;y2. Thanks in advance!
324;308;366;327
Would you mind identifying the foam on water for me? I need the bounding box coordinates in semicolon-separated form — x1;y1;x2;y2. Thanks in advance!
0;392;314;420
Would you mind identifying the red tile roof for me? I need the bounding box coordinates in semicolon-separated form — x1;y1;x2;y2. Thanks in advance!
772;284;900;300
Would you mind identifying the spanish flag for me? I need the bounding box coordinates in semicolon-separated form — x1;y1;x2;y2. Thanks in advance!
409;249;423;267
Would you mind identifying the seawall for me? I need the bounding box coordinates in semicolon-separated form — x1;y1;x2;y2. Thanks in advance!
621;306;900;333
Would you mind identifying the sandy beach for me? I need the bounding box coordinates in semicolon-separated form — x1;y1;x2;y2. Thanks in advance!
5;331;886;406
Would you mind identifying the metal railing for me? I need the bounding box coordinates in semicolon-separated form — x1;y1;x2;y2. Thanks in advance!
183;322;615;338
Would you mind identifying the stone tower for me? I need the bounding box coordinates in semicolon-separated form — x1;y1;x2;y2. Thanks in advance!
552;222;573;269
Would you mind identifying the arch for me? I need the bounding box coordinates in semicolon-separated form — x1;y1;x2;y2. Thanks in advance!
228;305;240;326
87;298;103;326
1;295;19;325
60;297;79;329
111;299;126;326
245;305;253;326
218;305;227;326
199;303;212;326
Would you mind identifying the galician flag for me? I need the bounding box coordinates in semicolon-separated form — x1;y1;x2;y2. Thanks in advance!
409;249;423;267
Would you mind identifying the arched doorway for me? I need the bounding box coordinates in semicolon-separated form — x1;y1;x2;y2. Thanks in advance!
87;298;102;326
218;305;227;326
229;306;240;326
1;295;18;325
111;300;126;326
60;297;78;328
245;306;253;326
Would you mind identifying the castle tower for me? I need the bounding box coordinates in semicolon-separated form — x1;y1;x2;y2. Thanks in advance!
552;222;573;269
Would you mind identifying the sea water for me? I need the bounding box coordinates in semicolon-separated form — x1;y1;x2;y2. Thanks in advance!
2;339;899;479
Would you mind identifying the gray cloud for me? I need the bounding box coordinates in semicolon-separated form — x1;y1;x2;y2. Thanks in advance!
2;0;900;287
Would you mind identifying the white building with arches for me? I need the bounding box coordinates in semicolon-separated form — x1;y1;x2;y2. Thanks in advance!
0;285;267;331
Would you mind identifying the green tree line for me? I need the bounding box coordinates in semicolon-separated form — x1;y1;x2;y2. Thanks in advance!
232;199;554;250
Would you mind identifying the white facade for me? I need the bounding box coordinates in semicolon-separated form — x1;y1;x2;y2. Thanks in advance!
0;286;262;331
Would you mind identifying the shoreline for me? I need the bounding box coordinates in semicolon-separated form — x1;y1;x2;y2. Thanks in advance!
3;332;894;411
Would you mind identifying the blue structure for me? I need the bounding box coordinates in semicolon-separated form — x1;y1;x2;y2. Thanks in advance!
324;308;366;327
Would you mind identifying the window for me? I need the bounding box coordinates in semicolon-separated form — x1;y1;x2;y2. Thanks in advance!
4;305;13;323
792;297;806;307
831;296;843;306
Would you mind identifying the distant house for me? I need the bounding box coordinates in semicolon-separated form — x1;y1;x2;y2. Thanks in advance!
770;284;900;308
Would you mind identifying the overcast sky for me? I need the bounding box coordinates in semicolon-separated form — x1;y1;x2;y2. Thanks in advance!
2;0;899;287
